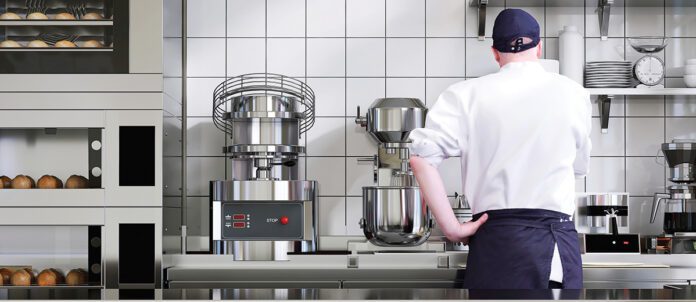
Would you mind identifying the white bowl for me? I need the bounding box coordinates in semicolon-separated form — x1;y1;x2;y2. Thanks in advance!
686;65;696;75
685;75;696;88
688;59;696;65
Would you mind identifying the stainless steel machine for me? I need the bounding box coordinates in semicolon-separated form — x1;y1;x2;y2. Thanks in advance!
354;98;434;249
575;193;640;253
210;73;318;261
648;140;696;254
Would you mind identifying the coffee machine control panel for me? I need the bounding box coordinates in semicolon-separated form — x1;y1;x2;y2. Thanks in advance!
220;202;304;240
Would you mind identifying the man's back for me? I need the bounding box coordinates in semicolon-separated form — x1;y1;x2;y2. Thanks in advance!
410;61;592;216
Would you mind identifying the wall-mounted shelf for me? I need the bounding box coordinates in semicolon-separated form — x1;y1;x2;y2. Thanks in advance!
0;20;113;26
587;87;696;133
471;0;696;40
588;88;696;96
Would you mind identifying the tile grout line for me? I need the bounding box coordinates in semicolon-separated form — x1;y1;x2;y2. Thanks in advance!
345;0;349;233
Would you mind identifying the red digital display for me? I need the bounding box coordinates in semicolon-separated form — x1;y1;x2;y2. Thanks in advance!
232;214;246;220
233;222;246;228
623;241;630;245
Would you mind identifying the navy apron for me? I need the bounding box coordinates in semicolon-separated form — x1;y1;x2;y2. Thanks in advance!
463;208;583;289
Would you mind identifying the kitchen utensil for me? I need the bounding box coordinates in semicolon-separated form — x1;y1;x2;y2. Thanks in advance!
446;192;472;251
360;186;432;247
559;26;584;84
628;37;668;87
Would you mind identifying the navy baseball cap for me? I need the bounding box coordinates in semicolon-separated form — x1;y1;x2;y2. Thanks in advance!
492;9;540;53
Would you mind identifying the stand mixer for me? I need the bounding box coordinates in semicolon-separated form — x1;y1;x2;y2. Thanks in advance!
648;140;696;254
354;98;434;249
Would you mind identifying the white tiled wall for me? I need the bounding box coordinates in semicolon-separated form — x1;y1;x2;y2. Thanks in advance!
164;0;696;239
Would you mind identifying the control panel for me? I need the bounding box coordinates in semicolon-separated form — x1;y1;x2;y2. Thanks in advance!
220;202;304;240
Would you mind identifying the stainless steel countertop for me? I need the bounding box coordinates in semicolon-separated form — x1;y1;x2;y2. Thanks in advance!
2;288;696;300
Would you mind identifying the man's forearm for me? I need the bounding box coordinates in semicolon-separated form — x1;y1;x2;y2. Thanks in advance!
409;156;462;241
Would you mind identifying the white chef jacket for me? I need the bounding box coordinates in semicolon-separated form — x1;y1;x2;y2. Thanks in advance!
408;60;592;283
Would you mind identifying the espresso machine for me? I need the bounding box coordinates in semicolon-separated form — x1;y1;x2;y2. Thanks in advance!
353;98;437;251
648;140;696;254
575;193;640;253
210;73;318;260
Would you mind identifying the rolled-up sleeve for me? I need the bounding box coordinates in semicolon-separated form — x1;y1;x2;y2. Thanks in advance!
573;92;592;177
408;89;466;167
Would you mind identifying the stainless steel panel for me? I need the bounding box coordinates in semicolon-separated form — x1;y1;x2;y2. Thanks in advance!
0;208;105;225
166;281;341;289
0;75;162;92
211;180;316;202
0;93;162;110
0;110;105;128
129;0;163;74
342;281;462;289
104;207;162;289
103;110;163;207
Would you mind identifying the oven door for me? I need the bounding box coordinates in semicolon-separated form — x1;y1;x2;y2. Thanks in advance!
0;0;128;73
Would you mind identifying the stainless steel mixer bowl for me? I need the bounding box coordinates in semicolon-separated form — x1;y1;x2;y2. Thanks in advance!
360;186;432;247
365;98;427;144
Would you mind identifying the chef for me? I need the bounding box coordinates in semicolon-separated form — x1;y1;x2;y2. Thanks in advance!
408;9;592;289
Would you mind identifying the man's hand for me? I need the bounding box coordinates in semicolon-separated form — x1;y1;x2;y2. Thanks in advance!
448;213;488;244
410;156;488;245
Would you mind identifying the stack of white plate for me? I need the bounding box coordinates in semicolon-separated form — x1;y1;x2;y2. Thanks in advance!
584;61;633;88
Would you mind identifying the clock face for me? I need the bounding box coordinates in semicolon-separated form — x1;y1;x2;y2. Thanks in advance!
634;56;665;86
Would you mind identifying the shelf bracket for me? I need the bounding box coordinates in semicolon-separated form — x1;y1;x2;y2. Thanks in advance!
597;0;614;40
477;0;488;41
598;95;613;134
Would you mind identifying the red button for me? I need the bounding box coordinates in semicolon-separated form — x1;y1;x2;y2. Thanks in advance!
280;216;289;225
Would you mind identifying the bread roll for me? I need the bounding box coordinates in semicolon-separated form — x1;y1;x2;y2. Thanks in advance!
11;175;35;189
27;12;48;20
65;175;89;189
55;40;77;48
82;40;103;48
55;12;76;20
0;12;21;20
11;268;34;286
65;268;87;286
37;269;64;286
27;40;49;48
81;12;103;20
0;268;12;284
0;176;11;189
38;175;63;189
0;176;11;188
0;40;21;48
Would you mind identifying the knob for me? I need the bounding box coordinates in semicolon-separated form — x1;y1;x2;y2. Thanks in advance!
280;216;289;225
